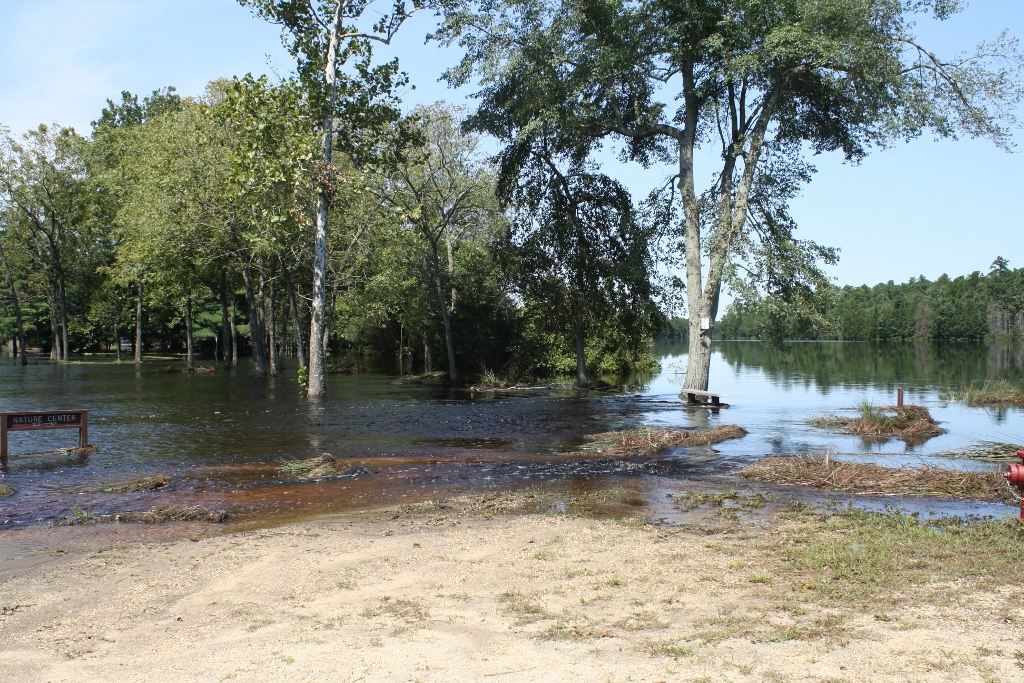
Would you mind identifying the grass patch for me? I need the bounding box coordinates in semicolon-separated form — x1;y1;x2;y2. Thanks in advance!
740;455;1013;503
498;591;548;624
360;596;428;623
279;453;356;479
577;425;747;459
943;380;1024;406
642;639;697;657
809;402;946;441
780;508;1024;604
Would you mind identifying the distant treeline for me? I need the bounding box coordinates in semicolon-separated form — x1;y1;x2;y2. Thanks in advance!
715;258;1024;342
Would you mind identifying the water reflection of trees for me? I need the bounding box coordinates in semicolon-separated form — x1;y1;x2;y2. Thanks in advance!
714;341;1024;391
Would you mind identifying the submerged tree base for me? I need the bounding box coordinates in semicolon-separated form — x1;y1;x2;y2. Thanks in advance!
740;455;1013;503
809;404;947;441
576;425;748;459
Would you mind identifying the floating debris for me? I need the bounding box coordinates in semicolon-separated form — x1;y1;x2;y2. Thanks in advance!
278;453;358;479
934;441;1024;462
739;455;1013;503
326;363;368;374
0;485;14;498
91;475;171;493
53;504;228;526
577;425;748;459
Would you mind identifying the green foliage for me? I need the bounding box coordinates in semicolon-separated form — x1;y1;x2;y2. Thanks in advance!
717;258;1024;341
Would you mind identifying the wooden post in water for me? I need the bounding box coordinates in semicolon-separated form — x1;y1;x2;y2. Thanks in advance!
897;388;904;408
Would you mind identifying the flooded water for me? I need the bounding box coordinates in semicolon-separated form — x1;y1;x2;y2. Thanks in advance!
2;340;1023;565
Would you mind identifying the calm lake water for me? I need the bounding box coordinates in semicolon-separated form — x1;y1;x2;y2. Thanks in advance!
2;340;1023;564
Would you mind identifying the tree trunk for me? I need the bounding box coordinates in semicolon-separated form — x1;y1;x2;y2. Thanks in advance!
307;0;348;398
268;265;278;377
321;278;338;364
574;309;588;388
431;259;457;383
230;295;238;369
423;336;432;373
135;278;144;364
242;263;269;376
56;267;70;361
1;245;28;366
185;294;195;371
220;270;233;370
284;264;307;369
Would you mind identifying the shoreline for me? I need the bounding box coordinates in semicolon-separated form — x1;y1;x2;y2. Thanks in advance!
2;488;1023;682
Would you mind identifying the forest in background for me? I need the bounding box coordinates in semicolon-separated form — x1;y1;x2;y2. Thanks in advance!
715;258;1024;342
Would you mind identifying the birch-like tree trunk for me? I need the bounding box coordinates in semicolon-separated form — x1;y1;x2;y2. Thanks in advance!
308;0;349;397
220;270;233;370
574;309;588;388
678;79;776;393
134;278;144;364
230;295;238;368
268;265;278;377
185;294;195;371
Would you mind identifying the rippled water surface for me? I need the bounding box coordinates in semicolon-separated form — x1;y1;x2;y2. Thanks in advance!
2;340;1023;564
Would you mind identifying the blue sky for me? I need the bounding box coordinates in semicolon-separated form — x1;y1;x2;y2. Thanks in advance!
1;0;1022;290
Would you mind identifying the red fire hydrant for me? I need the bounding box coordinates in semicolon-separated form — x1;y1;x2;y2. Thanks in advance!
1005;450;1024;520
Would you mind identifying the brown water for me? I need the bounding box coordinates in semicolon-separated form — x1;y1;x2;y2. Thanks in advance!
2;340;1023;566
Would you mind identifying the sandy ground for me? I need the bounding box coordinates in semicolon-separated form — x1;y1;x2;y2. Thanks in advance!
2;498;1023;683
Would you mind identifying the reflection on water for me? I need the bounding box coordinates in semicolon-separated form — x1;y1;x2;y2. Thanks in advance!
1;340;1022;562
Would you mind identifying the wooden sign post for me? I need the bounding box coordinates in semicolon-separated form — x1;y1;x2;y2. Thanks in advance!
0;410;88;459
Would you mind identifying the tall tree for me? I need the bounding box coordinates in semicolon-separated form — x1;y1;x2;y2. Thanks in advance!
239;0;418;395
439;0;1024;392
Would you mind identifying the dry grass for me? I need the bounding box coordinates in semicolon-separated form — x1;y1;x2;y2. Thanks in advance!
53;504;228;526
935;441;1024;462
810;403;947;440
740;455;1014;503
91;475;171;493
279;453;355;479
943;380;1024;406
578;425;748;459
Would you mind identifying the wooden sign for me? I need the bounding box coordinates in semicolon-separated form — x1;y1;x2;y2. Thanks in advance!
0;410;88;459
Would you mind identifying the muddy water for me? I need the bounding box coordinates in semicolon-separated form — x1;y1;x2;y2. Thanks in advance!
2;340;1023;566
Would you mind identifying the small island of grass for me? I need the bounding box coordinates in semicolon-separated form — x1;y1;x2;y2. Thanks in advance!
943;380;1024;406
809;402;947;441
